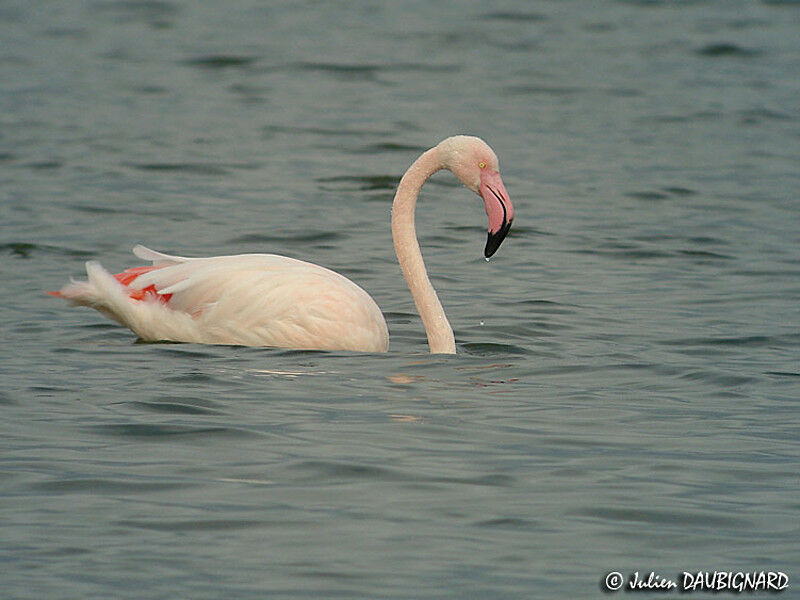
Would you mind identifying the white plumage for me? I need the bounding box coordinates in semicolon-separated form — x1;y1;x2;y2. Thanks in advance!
52;136;514;353
57;245;389;352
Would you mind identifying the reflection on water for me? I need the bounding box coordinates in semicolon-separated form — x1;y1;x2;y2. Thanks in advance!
251;369;336;379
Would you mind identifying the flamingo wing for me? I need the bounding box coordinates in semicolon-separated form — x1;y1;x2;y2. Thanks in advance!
54;246;389;352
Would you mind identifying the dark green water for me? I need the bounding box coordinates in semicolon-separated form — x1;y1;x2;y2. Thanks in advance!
2;1;799;598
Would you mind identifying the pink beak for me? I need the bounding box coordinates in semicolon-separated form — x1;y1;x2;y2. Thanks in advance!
479;169;514;257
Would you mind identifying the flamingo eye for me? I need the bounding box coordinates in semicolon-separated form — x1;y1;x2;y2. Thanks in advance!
478;161;486;169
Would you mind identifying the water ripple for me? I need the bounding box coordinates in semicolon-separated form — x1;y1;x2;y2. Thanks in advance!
660;335;781;348
317;174;401;191
293;461;516;487
696;43;760;57
229;231;344;245
117;519;269;532
130;400;224;416
475;517;539;530
484;11;546;22
127;162;260;176
92;0;179;28
461;342;531;356
30;478;189;494
573;506;748;529
90;424;259;440
291;61;456;76
182;55;258;69
1;242;92;260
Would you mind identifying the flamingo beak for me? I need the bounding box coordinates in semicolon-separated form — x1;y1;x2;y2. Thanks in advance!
479;169;514;257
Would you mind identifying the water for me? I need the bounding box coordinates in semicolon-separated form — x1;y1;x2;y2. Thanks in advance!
2;1;799;598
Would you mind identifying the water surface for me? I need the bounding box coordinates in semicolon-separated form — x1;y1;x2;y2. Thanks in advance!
2;1;799;598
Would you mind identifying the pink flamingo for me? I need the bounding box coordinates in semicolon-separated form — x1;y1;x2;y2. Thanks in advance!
51;135;514;353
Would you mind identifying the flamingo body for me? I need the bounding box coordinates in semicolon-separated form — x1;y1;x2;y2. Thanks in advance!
56;245;388;352
52;135;514;353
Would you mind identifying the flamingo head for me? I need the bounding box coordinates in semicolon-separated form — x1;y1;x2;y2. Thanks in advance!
438;136;515;257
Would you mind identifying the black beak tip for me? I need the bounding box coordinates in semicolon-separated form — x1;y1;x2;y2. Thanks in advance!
484;220;513;258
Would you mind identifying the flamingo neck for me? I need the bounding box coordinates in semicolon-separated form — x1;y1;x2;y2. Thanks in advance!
391;147;456;354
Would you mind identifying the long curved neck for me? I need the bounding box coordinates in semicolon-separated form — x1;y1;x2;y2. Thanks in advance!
391;147;456;354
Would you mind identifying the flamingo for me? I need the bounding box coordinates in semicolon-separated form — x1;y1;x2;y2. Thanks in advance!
51;135;514;353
